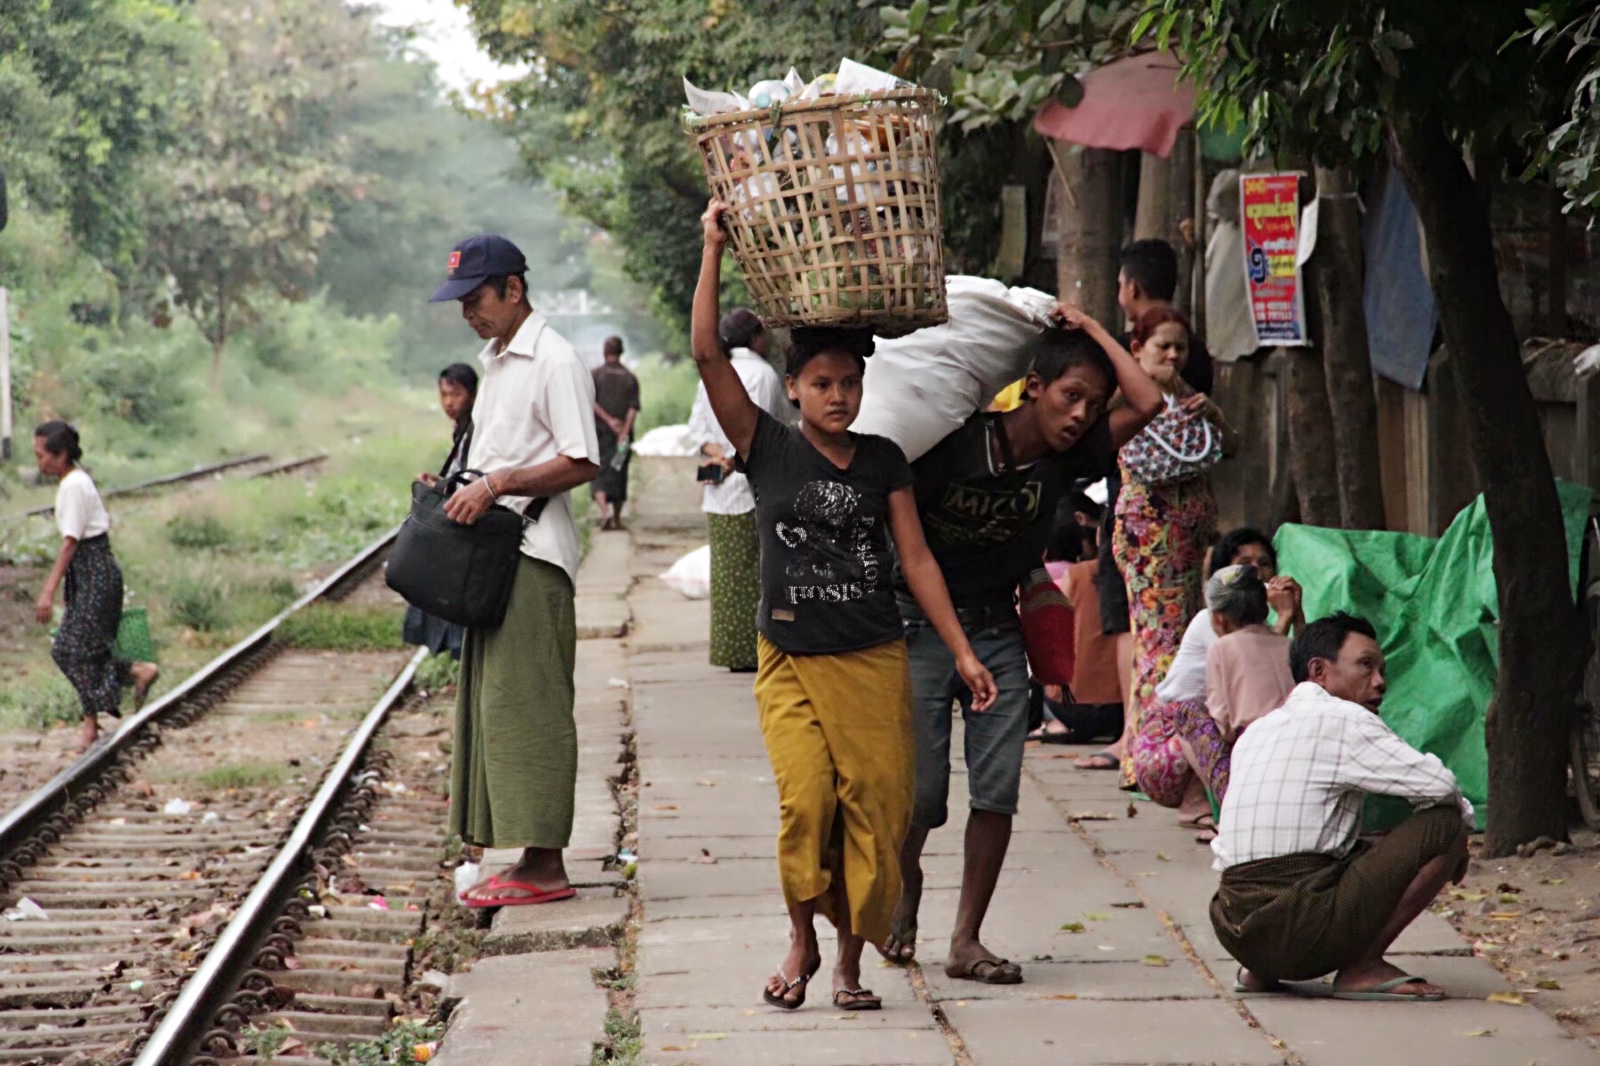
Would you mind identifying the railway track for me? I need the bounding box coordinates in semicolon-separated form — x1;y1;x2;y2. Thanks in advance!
17;451;330;521
0;529;461;1065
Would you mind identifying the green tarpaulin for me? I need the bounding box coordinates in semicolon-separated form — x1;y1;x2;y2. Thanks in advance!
1274;481;1593;829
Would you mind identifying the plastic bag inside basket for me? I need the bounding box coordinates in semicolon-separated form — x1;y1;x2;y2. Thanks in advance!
116;607;156;664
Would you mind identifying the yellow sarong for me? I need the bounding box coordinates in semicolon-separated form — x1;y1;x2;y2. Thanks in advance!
754;636;913;946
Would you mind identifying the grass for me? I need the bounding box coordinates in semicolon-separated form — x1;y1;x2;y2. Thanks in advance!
414;651;459;691
0;674;84;732
591;1008;643;1065
196;761;288;790
631;354;700;436
278;604;407;651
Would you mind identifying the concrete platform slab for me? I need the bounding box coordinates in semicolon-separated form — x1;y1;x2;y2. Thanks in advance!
482;887;630;955
636;1020;955;1065
432;947;611;1066
940;999;1285;1065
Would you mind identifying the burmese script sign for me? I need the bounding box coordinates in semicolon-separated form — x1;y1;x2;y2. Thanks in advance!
1240;173;1308;346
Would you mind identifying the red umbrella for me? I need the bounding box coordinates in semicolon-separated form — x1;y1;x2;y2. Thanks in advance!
1033;50;1197;158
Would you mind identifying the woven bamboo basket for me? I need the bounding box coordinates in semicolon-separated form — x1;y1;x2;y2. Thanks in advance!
685;87;947;337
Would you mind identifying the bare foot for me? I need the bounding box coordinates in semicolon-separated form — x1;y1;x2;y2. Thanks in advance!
74;715;99;753
131;662;159;711
876;876;920;963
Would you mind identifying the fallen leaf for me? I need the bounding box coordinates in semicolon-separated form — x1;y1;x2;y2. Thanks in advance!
1059;922;1086;933
1487;991;1526;1006
1096;945;1115;952
1069;811;1115;821
1536;979;1562;990
687;1033;729;1041
694;848;717;865
1488;912;1521;921
1044;994;1078;1000
1126;802;1138;818
660;1046;684;1052
1142;954;1169;967
1498;893;1521;904
1461;1029;1496;1038
1084;912;1112;921
1542;878;1568;886
696;780;715;787
652;804;678;811
1155;852;1170;861
1111;901;1145;909
742;1010;756;1016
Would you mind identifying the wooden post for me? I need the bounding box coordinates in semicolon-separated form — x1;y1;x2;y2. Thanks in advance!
0;287;11;462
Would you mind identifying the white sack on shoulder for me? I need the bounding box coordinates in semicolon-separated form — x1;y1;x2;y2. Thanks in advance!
661;545;712;600
853;276;1057;461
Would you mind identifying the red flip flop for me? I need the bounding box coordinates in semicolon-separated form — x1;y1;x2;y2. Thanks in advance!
461;874;577;909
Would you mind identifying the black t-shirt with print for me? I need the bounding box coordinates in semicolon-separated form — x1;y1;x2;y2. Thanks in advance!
901;413;1116;609
743;411;915;655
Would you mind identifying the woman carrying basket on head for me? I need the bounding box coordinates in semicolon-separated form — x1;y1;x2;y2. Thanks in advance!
33;422;159;751
692;199;997;1012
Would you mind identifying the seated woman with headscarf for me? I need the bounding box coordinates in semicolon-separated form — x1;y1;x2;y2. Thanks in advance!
1129;564;1294;837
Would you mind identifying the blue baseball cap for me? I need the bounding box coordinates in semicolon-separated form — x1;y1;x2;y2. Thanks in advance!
429;234;529;302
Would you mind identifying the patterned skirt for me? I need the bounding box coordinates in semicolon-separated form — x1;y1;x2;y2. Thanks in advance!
707;510;761;670
52;535;131;719
1112;470;1216;788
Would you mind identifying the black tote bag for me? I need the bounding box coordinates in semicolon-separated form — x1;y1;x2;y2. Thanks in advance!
385;470;546;629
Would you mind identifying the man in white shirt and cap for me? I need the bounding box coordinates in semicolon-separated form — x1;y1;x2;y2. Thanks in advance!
1210;611;1472;1000
427;235;600;908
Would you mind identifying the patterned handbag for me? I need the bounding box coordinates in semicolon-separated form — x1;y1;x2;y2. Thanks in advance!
1120;396;1223;487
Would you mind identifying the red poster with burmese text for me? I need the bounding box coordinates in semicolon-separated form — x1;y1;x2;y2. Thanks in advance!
1239;173;1308;346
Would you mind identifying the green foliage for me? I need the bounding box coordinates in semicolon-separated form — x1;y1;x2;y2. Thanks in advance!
167;576;229;632
414;651;461;691
241;1023;293;1062
316;1019;444;1066
142;0;368;371
0;0;198;267
632;354;702;436
0;674;84;732
1142;0;1561;170
196;760;287;789
880;0;1135;132
277;605;406;651
462;0;879;350
592;1008;644;1066
166;513;233;550
1524;4;1600;211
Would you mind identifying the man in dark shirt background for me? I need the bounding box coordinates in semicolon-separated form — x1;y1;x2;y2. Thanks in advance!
591;335;639;531
883;311;1161;985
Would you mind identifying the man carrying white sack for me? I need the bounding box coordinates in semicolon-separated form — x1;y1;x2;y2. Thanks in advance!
881;307;1162;983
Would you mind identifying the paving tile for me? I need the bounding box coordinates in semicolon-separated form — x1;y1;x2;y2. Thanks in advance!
1248;995;1597;1066
482;887;630;955
940;998;1285;1064
636;1019;955;1065
433;947;612;1066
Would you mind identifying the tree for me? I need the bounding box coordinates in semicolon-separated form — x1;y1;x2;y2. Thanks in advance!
1146;0;1585;854
141;0;365;385
0;0;197;271
1527;4;1600;211
460;0;883;351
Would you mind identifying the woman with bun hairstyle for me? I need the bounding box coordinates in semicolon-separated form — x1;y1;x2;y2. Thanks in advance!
692;199;997;1013
33;421;158;749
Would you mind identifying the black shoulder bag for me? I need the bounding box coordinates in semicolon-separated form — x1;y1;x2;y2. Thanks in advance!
385;470;548;629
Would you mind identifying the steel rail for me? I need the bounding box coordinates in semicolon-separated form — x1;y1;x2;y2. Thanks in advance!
20;452;273;517
0;525;399;864
248;452;330;479
132;645;429;1066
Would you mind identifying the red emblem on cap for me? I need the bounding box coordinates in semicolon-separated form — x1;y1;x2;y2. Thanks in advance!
447;251;461;274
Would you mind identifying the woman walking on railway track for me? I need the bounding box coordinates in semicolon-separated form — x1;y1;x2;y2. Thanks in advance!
692;199;997;1013
33;422;158;751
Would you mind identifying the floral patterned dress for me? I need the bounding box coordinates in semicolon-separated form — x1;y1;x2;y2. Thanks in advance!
1112;455;1217;794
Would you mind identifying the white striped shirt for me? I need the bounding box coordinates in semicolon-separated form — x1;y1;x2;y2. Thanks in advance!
1212;682;1475;872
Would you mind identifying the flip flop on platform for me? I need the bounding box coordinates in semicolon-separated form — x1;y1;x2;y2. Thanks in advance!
1330;975;1444;1002
763;969;812;1010
833;987;882;1011
461;874;577;909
